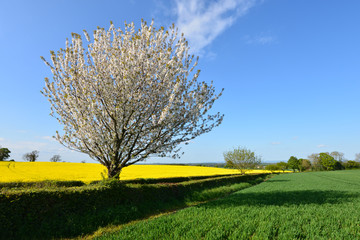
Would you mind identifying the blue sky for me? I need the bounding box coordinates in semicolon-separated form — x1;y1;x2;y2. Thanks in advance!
0;0;359;163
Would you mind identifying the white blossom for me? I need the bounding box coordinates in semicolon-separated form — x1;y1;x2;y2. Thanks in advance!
41;20;223;179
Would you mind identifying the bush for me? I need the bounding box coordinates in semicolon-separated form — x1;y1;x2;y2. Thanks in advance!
343;161;360;169
276;162;288;172
94;173;242;185
0;180;85;190
265;164;279;172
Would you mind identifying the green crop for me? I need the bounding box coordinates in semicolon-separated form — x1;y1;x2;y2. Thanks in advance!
97;170;360;239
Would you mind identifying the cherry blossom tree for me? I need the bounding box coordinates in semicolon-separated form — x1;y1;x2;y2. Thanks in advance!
41;21;223;179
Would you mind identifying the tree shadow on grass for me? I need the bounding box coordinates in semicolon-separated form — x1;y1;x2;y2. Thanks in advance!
206;190;359;208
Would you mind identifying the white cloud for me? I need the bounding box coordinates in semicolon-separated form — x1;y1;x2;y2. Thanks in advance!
0;138;5;142
317;144;328;148
174;0;256;54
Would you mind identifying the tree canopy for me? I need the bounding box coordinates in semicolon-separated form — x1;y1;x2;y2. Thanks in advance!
276;161;288;172
287;156;300;172
223;146;261;175
0;147;11;161
50;154;61;162
265;164;279;172
319;153;338;170
330;151;345;162
23;150;39;162
41;21;223;179
299;158;312;172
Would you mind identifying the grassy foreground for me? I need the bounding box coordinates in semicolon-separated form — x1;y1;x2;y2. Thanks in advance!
0;162;278;183
97;170;360;240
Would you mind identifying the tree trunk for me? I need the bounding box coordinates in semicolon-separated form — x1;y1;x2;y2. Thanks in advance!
107;165;122;179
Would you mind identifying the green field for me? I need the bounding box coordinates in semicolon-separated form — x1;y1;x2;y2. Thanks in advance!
96;170;360;239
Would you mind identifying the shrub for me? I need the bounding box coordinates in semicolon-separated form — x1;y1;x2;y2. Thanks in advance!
0;180;85;190
276;162;288;172
265;164;279;172
343;161;360;169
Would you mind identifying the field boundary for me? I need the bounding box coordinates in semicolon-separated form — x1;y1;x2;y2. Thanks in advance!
0;173;270;239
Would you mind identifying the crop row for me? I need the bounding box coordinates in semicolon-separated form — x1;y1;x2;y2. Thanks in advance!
98;170;360;239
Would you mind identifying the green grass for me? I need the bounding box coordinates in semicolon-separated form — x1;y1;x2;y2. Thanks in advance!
96;170;360;240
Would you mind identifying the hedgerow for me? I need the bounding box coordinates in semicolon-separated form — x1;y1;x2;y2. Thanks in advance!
0;173;269;239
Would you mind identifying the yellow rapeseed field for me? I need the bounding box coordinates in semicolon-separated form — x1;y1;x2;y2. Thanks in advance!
0;162;278;183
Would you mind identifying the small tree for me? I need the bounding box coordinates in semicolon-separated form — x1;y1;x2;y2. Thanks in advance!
276;161;288;173
330;151;345;162
287;156;300;172
319;152;338;170
223;146;261;175
50;154;61;162
0;147;11;161
265;164;279;173
23;150;39;162
41;21;223;179
308;153;322;171
299;159;312;172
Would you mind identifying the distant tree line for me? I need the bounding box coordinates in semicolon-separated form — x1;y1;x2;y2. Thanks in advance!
0;146;64;163
265;151;360;172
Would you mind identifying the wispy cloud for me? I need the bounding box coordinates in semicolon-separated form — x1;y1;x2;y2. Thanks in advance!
174;0;256;54
40;136;56;142
244;34;277;45
0;138;4;142
317;144;328;148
